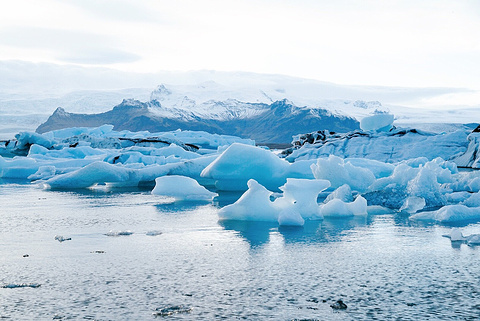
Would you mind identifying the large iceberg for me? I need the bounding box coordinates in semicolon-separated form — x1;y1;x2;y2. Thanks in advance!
201;143;313;191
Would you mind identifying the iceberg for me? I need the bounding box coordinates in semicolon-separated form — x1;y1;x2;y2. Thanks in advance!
274;178;331;220
311;155;376;192
151;175;217;201
360;113;394;132
320;196;368;218
410;205;480;223
218;179;278;221
201;143;308;191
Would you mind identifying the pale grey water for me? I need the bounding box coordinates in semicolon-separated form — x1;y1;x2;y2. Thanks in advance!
1;181;480;320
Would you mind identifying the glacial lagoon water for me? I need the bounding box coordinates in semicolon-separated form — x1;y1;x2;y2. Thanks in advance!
1;182;480;320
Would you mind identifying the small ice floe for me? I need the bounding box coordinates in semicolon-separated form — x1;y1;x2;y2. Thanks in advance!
54;235;71;242
105;230;133;236
153;305;193;317
91;250;105;254
443;228;480;246
146;230;163;236
152;175;217;201
2;283;41;289
330;299;348;310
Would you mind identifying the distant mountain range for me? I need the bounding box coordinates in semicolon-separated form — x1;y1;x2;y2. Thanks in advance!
36;90;360;144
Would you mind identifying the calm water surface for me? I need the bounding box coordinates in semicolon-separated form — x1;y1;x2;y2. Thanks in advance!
1;182;479;320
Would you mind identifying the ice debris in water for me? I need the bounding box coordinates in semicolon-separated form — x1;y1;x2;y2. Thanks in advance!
2;283;41;289
151;175;217;201
410;205;480;223
153;305;192;317
219;178;367;224
54;235;71;242
330;299;348;310
443;228;480;246
105;230;134;236
320;196;368;218
400;196;426;214
146;230;163;236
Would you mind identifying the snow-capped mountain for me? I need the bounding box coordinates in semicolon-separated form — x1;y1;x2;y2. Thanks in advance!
36;84;361;144
2;62;480;140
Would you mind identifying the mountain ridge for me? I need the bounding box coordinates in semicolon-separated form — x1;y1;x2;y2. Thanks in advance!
36;97;360;144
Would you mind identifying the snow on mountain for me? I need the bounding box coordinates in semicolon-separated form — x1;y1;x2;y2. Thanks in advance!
36;96;360;144
1;61;480;139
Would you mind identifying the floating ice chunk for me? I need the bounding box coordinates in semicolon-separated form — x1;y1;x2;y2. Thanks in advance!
54;235;71;242
311;155;375;192
445;192;471;204
320;196;368;218
467;234;480;245
444;171;480;193
168;154;218;181
278;208;305;226
201;143;291;191
153;305;193;317
410;205;480;223
324;184;353;203
399;196;426;214
28;166;56;181
218;179;278;221
45;161;130;188
15;131;56;150
462;192;480;207
2;283;41;289
150;144;200;160
449;228;466;241
423;157;458;184
105;230;134;236
145;230;163;236
44;161;172;189
151;175;217;201
275;178;330;219
360;113;394;132
406;167;446;209
443;229;480;245
0;155;40;179
347;158;395;179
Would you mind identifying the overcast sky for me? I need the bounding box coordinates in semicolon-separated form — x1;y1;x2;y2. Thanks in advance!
0;0;479;89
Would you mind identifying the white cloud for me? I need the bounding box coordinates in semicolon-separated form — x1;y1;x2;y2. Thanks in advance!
0;0;478;89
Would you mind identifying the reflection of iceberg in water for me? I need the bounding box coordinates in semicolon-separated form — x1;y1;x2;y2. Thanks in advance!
213;191;245;207
220;216;372;248
154;201;213;213
281;216;370;244
219;220;277;248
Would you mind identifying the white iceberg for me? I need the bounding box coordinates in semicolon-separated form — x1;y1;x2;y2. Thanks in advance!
201;143;308;191
320;196;368;218
410;205;480;223
218;179;278;221
360;113;394;132
311;155;375;192
151;175;217;201
274;178;330;220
